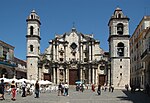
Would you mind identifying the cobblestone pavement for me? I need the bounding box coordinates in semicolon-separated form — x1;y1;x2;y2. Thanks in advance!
0;88;150;103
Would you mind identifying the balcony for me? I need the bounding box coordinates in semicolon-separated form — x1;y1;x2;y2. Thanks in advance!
141;48;150;61
0;60;17;67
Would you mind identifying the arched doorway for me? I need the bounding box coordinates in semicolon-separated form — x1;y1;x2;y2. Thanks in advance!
0;68;8;78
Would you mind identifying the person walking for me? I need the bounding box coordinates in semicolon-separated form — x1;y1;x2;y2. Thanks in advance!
92;84;95;92
61;83;64;96
80;84;84;92
0;79;5;100
64;82;69;96
22;81;26;97
97;84;101;95
58;83;62;96
35;80;40;98
111;84;114;92
11;80;16;101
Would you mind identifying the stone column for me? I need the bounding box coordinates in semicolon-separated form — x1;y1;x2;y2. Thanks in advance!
57;68;59;84
53;68;56;84
95;69;98;85
89;43;91;61
80;68;83;82
53;44;56;61
56;43;59;61
89;68;91;84
81;44;83;61
92;68;94;84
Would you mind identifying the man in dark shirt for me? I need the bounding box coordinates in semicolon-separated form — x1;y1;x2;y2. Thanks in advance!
0;79;5;100
35;80;40;98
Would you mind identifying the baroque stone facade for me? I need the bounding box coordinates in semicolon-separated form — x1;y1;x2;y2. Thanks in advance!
26;8;130;87
26;10;109;85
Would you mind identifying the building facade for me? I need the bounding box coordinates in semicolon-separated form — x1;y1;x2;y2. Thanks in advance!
130;16;150;89
26;10;109;85
141;27;150;88
0;40;26;79
108;7;130;89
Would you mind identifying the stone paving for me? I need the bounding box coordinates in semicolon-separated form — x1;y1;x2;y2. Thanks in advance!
0;88;150;103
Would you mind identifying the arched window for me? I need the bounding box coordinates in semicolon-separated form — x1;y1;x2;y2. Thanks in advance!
118;13;121;18
117;42;124;56
31;15;33;19
30;26;34;35
117;23;123;35
30;45;33;52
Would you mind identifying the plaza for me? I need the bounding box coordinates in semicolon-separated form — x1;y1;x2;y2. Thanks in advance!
1;88;150;103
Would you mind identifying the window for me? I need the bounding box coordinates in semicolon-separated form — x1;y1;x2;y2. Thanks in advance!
117;23;124;35
31;15;33;19
30;45;33;52
30;26;34;35
70;42;77;50
117;42;124;56
118;13;121;18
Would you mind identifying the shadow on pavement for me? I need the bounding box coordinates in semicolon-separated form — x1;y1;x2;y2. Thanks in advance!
117;90;150;103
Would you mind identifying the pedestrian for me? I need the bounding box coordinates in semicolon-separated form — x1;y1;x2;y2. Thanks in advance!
22;81;26;97
104;83;107;92
11;80;16;101
58;83;62;96
35;80;40;98
64;82;69;96
111;84;114;92
92;84;95;92
80;84;84;92
61;83;64;96
146;84;149;95
0;79;5;100
97;84;101;95
125;84;129;91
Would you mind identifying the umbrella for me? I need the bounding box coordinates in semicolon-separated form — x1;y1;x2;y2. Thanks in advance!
75;81;83;84
9;78;20;83
39;80;52;85
0;78;10;83
19;78;30;83
30;80;36;84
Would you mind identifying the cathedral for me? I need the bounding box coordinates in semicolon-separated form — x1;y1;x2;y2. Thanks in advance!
26;7;130;88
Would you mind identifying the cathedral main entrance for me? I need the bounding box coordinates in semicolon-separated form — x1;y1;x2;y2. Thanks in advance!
69;69;78;85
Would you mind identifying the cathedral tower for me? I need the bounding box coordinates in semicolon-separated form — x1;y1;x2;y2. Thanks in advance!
26;10;41;80
108;7;130;89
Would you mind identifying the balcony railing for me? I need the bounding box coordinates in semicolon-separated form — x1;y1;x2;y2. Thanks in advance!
0;60;17;67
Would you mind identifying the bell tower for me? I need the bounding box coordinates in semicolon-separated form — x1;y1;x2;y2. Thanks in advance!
26;10;41;80
108;7;130;89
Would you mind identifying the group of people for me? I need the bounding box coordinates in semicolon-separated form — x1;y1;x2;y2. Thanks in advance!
76;84;84;92
0;79;17;101
0;79;40;101
91;83;114;95
58;82;69;96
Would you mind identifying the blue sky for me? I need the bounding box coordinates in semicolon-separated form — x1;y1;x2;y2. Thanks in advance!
0;0;149;60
